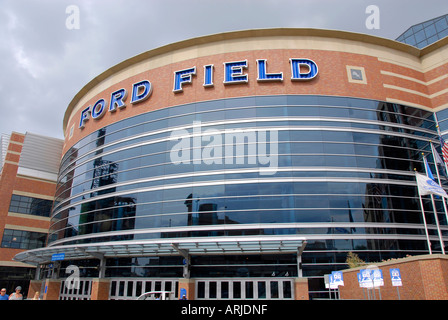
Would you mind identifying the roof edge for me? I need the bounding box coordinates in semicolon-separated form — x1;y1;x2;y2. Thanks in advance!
62;27;432;133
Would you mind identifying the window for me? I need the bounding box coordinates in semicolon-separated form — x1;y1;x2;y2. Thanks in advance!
346;66;367;84
9;194;53;217
1;229;47;249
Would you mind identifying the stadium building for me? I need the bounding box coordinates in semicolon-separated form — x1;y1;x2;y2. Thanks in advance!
11;26;448;299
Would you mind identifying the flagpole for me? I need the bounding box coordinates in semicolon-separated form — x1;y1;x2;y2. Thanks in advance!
423;154;445;254
430;115;448;253
434;118;448;184
431;141;448;231
415;169;433;254
434;123;448;209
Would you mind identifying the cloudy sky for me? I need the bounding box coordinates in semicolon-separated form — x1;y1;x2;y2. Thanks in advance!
1;0;447;140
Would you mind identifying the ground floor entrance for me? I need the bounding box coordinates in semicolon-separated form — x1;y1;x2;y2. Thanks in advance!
34;276;306;300
19;236;308;300
195;278;295;300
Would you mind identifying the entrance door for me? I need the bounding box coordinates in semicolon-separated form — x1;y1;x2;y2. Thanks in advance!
195;278;294;300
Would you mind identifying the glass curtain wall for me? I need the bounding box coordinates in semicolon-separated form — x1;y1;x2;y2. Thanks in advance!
50;95;446;297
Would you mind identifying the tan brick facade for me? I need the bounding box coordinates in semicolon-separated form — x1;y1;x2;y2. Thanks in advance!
0;132;56;266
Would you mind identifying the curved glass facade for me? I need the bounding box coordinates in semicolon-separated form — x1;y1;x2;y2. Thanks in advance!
50;95;448;296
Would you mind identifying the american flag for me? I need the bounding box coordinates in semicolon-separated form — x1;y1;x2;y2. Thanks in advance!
439;136;448;166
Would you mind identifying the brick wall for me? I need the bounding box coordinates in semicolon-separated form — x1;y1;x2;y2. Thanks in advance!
0;132;56;265
340;254;448;300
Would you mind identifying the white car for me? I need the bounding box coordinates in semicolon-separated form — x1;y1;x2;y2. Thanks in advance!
136;291;175;300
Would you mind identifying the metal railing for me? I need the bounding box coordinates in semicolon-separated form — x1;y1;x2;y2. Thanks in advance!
59;278;92;300
109;278;179;300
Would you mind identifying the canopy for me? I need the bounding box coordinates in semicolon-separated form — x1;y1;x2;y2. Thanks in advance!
14;235;307;265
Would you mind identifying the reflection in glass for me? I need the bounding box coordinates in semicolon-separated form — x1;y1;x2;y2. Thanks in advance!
51;95;441;296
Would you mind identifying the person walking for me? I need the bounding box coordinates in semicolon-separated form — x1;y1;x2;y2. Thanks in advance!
8;286;23;300
0;288;9;300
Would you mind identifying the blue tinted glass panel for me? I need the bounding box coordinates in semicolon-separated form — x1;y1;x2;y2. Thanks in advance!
412;24;423;32
415;29;426;42
417;40;428;48
404;35;417;46
435;17;448;32
404;28;414;38
438;28;448;39
427;35;439;44
425;24;437;37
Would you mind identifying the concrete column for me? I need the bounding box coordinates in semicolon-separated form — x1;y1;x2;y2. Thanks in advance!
294;278;309;300
90;278;111;300
178;278;195;300
42;279;61;300
34;265;42;280
98;256;106;279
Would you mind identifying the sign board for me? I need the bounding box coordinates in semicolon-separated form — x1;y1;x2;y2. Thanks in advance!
326;271;344;289
78;58;319;130
359;268;383;288
329;274;337;289
324;274;330;289
357;272;364;287
51;253;65;261
180;288;187;299
372;269;384;287
390;268;402;287
331;271;344;287
359;269;373;288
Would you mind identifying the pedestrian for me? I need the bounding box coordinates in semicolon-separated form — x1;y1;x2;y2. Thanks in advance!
8;286;23;300
0;288;8;300
32;292;40;300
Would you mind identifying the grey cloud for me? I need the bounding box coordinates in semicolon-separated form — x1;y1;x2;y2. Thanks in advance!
0;0;447;139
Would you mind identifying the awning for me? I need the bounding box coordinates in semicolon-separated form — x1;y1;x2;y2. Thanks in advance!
13;235;307;265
